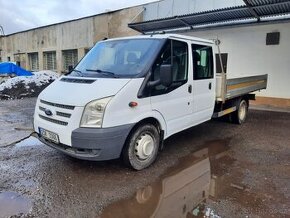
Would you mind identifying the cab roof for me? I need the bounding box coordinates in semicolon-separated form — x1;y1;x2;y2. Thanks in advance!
105;33;214;44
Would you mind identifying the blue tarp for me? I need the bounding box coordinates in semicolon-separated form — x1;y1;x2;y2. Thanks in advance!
0;62;33;76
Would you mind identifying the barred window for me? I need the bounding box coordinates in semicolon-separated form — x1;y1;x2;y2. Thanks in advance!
28;52;39;71
62;49;78;72
43;51;57;71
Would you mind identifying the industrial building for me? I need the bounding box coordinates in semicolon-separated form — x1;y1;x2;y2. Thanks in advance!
0;0;290;106
0;6;143;73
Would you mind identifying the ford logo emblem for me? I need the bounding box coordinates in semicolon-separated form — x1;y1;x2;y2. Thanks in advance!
44;109;53;116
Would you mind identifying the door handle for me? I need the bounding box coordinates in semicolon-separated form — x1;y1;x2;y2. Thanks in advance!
209;82;212;90
188;85;192;93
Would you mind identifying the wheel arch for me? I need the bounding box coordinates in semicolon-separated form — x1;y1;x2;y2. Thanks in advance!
123;115;166;155
131;111;167;135
128;117;164;140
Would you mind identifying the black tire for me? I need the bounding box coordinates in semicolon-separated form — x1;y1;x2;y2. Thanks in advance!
230;99;249;124
122;124;160;170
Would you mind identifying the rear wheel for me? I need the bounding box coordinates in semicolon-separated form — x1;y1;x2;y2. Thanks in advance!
122;124;160;170
231;99;248;124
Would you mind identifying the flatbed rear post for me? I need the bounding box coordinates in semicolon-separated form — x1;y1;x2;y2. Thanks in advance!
215;39;227;103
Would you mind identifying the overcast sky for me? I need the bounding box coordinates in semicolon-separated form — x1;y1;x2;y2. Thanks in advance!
0;0;156;35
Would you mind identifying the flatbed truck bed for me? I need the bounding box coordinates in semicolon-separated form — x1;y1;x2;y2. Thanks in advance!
213;74;268;118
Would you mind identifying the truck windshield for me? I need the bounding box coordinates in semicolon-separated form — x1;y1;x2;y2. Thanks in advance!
72;39;163;78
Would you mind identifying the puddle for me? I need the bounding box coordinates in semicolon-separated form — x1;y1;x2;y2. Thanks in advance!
15;136;41;147
0;192;32;217
101;139;232;218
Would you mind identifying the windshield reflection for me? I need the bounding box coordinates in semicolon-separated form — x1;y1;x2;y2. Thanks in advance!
71;39;163;78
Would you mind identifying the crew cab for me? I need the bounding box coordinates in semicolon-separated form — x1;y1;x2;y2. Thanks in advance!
33;34;267;170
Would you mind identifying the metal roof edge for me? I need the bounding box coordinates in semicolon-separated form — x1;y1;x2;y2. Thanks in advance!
128;5;248;26
154;17;290;34
128;0;290;33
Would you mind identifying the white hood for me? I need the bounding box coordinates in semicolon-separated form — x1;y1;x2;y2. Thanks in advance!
38;76;131;106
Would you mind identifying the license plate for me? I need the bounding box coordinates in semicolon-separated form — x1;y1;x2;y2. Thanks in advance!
39;128;59;144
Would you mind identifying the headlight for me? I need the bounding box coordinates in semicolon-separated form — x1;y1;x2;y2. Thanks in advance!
80;97;112;128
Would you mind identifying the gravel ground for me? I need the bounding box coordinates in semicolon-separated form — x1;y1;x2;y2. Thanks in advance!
0;99;289;217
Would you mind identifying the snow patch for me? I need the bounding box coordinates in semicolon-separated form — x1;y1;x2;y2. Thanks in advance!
0;70;59;92
205;207;221;218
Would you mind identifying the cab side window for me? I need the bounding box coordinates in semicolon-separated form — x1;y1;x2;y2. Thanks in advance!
192;45;213;80
151;40;188;96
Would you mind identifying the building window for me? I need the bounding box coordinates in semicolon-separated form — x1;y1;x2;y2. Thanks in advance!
266;32;280;45
43;51;57;71
28;52;39;71
85;48;90;54
62;49;78;72
7;56;10;61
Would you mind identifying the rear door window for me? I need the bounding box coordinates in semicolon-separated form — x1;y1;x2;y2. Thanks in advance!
192;45;213;80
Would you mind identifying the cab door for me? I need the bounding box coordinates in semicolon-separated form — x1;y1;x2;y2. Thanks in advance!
150;39;193;137
191;44;215;124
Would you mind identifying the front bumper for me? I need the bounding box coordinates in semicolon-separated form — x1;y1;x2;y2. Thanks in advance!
35;124;134;161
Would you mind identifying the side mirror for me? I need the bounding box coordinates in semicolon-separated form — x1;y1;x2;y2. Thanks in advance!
159;64;172;87
68;65;73;72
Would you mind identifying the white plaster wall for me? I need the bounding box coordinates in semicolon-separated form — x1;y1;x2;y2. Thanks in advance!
184;22;290;98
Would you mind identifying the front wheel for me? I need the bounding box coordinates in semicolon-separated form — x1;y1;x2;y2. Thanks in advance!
231;99;249;124
122;124;160;170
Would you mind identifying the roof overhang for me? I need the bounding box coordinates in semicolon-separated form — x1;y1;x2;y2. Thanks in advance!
128;0;290;33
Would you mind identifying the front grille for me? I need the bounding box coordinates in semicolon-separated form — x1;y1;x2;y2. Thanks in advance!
40;100;75;110
56;111;71;118
39;106;71;118
39;115;68;126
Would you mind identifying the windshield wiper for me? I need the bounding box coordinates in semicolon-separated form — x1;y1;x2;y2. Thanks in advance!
67;69;83;77
86;69;118;78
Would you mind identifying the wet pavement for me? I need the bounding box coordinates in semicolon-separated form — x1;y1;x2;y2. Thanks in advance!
101;140;223;218
0;98;290;217
0;98;36;147
0;192;32;217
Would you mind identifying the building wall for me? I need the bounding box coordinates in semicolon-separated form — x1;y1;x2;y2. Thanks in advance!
184;22;290;99
0;6;141;73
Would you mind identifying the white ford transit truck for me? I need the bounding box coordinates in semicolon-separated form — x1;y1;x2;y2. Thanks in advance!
33;34;267;170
